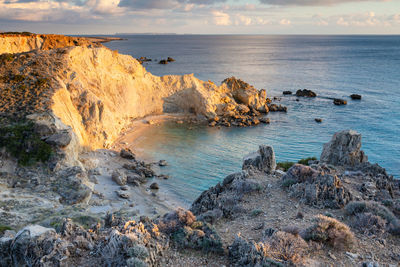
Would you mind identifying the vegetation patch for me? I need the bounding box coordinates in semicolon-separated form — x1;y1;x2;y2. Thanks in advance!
0;53;15;63
0;120;53;166
298;157;317;165
303;215;355;250
277;161;295;171
0;225;13;235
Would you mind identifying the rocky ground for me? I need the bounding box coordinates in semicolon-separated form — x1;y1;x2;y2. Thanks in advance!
1;129;399;266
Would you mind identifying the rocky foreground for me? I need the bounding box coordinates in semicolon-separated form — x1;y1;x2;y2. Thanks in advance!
0;34;399;266
1;130;399;266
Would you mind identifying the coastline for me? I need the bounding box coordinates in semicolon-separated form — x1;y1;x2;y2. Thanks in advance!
0;33;399;266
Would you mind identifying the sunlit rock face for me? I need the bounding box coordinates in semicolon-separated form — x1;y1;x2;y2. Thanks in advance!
0;33;101;54
0;36;268;151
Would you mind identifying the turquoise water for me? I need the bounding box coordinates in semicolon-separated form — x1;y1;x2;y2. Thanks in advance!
105;35;400;205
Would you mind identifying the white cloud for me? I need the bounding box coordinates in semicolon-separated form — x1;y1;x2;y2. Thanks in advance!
211;10;231;25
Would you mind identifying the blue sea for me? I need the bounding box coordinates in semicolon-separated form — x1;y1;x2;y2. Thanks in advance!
104;35;400;205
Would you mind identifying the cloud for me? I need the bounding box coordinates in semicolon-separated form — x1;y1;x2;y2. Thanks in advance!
258;0;390;6
211;10;231;25
118;0;179;9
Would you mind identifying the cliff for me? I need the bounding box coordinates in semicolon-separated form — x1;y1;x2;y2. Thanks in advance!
0;33;102;54
0;41;267;151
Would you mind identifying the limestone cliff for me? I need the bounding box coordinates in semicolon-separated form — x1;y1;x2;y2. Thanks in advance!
0;33;101;54
0;43;267;151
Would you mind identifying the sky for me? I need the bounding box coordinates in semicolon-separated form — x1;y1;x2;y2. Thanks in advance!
0;0;399;34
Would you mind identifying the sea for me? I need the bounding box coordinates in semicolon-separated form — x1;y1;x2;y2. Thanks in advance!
104;35;400;206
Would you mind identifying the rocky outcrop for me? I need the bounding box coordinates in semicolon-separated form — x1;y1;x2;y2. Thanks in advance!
0;33;101;54
242;145;276;174
222;77;267;112
0;45;270;150
282;164;353;208
320;130;368;167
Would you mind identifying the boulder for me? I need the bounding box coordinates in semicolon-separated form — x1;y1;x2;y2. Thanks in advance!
333;98;347;105
120;148;136;160
283;91;292;95
242;145;276;173
320;130;368;167
296;89;317;97
158;160;168;166
350;94;362;100
56;166;92;205
111;169;127;186
44;130;72;147
150;183;159;190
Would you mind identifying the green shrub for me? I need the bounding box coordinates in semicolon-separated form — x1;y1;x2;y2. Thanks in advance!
250;209;263;217
277;161;295;171
0;225;13;235
345;201;398;225
0;121;53;165
281;178;297;188
298;157;317;165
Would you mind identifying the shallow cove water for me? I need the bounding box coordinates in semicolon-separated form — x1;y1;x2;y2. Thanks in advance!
105;35;400;206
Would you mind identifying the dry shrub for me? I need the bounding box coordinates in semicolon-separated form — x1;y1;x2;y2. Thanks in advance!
304;215;355;250
158;208;196;233
350;212;386;235
264;231;308;264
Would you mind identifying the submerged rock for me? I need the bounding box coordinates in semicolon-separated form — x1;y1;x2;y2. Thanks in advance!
320;129;368;167
242;145;276;174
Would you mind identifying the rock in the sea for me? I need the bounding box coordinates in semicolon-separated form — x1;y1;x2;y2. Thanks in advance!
167;57;175;62
268;104;287;112
120;148;136;160
158;160;168;166
222;77;267;111
150;182;159;190
320;130;368;167
315;118;323;123
44;130;72;147
243;145;276;174
296;89;317;97
112;169;127;186
159;59;168;64
351;94;362;100
333;98;347;105
283;90;293;95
